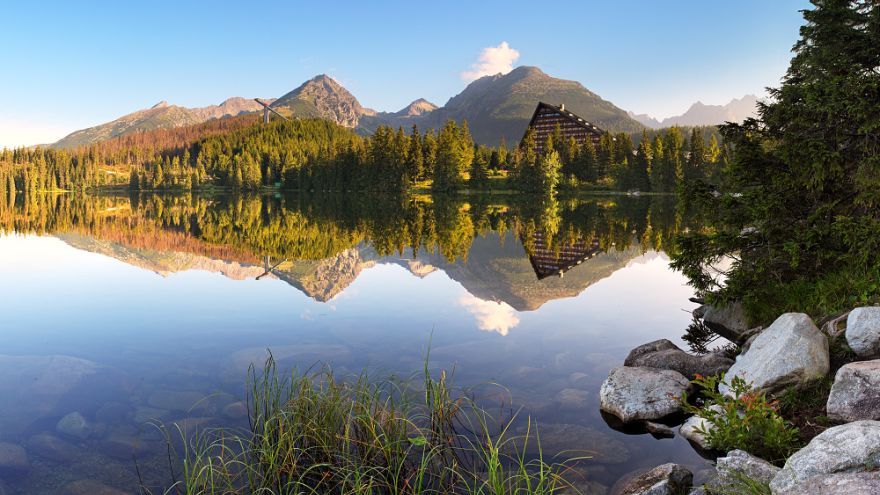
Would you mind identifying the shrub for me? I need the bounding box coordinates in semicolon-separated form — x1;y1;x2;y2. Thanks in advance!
681;374;800;464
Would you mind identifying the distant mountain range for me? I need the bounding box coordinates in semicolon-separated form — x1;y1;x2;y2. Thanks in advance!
53;97;273;149
51;67;757;149
627;95;761;129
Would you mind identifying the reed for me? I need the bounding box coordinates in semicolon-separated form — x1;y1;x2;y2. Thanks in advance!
155;352;586;495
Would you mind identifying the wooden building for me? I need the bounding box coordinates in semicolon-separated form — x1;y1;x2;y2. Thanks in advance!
521;102;604;154
524;229;603;279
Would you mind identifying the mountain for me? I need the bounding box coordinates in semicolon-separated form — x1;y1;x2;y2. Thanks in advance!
629;95;761;129
53;97;267;148
414;66;644;146
53;67;645;148
270;74;376;128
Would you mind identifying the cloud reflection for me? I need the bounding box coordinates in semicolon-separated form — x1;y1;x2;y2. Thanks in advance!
458;294;520;336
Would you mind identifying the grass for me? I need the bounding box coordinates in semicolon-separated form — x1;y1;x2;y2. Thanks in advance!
151;353;586;495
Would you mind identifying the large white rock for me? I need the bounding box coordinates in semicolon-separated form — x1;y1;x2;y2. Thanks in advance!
846;307;880;358
769;421;880;493
777;472;880;494
826;360;880;422
599;366;690;423
719;313;829;397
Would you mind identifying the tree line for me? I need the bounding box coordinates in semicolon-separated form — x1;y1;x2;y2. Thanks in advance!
1;111;726;196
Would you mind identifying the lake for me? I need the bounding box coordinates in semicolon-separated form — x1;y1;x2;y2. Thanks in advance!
0;192;712;494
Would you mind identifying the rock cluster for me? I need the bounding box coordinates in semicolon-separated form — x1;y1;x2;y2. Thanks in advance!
606;304;880;495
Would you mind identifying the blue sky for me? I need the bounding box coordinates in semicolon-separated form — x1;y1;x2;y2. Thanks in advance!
0;0;809;148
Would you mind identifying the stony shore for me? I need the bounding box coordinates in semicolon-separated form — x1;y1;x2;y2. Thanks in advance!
600;304;880;494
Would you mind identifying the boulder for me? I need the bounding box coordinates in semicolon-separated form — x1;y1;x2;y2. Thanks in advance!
826;360;880;422
769;421;880;493
599;366;690;423
777;472;880;494
845;307;880;358
719;313;829;397
0;442;29;480
624;339;733;379
25;433;81;463
715;450;780;487
703;302;750;342
56;411;91;440
612;463;693;495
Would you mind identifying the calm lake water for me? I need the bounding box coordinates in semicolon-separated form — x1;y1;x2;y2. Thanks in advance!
0;192;712;494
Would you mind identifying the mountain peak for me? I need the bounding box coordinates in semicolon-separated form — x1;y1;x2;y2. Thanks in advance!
396;98;438;117
272;74;370;127
151;101;169;109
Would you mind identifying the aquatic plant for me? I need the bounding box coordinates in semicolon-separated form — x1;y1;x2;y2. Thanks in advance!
155;353;586;495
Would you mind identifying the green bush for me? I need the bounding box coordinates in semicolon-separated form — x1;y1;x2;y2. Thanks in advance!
681;374;800;464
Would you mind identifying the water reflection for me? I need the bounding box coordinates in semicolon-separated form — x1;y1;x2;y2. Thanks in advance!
0;192;708;494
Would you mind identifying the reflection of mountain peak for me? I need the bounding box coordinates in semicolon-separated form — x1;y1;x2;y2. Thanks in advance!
274;248;375;302
389;232;645;311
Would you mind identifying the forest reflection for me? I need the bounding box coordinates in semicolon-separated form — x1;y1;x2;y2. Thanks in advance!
0;192;692;284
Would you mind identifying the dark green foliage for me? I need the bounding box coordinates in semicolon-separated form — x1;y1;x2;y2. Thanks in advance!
672;0;880;322
681;374;801;464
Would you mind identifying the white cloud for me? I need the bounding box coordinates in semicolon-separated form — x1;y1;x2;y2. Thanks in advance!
458;294;520;336
461;42;520;82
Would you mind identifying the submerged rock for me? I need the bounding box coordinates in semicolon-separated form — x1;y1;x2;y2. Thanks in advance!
60;480;132;495
624;339;733;379
25;433;81;463
777;471;880;494
720;313;829;397
0;443;29;480
147;390;209;413
222;401;248;420
826;360;880;422
703;302;750;342
769;420;880;493
599;366;690;423
845;307;880;358
612;463;693;495
56;411;91;440
0;354;127;432
517;423;630;464
100;434;154;460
